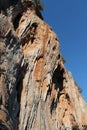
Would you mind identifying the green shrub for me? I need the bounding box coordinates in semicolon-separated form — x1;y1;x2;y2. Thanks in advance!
75;81;82;93
34;0;44;10
72;125;80;130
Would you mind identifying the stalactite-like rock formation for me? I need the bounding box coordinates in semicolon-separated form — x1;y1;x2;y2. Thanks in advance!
0;1;87;130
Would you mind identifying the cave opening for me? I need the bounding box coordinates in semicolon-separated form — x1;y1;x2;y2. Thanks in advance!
52;64;64;91
50;64;64;114
13;13;22;30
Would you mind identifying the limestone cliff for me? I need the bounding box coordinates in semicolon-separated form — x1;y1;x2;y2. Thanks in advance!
0;1;87;130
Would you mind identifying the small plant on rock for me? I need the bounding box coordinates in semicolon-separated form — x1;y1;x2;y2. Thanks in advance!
72;125;80;130
34;0;44;11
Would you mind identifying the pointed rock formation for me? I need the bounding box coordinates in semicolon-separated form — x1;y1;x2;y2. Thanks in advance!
0;1;87;130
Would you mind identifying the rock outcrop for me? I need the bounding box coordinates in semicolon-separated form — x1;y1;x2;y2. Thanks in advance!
0;1;87;130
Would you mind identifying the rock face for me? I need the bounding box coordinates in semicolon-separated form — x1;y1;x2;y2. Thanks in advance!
0;1;87;130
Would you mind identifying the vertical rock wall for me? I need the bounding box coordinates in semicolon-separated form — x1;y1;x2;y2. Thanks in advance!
0;1;87;130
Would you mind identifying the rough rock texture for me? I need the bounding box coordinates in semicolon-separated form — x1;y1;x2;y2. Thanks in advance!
0;1;87;130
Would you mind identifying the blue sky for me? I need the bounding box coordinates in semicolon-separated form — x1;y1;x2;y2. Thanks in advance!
42;0;87;102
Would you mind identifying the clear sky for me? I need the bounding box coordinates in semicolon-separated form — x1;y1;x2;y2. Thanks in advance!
42;0;87;102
